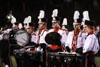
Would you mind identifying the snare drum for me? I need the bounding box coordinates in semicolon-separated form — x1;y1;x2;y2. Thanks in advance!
48;52;82;67
25;50;43;62
13;49;25;60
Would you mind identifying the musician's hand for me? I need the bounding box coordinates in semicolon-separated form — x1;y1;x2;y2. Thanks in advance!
66;46;71;52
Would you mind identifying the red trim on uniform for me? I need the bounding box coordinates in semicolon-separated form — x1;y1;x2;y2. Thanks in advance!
38;28;45;44
74;30;80;35
88;31;94;35
87;25;94;28
54;27;60;32
72;30;80;51
53;27;64;32
85;54;88;67
49;45;62;50
85;51;95;67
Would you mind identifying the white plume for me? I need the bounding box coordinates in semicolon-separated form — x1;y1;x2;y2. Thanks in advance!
73;10;80;22
23;16;31;24
19;23;23;29
23;17;27;24
27;16;31;23
62;18;67;26
82;11;90;22
38;10;45;19
82;11;90;26
52;9;58;17
11;16;16;24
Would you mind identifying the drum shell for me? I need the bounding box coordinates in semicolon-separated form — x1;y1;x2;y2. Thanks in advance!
25;51;43;62
13;50;25;60
48;52;82;66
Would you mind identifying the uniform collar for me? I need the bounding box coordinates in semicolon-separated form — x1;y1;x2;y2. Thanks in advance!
54;27;60;32
74;29;80;35
88;31;94;35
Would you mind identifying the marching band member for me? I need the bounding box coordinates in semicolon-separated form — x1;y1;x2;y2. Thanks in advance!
65;10;83;52
24;21;39;67
82;20;100;67
0;22;12;67
0;15;18;67
24;23;37;46
48;9;66;49
36;10;48;67
23;16;37;46
76;11;90;54
62;18;69;41
36;10;48;45
9;21;20;46
45;9;67;67
45;32;63;67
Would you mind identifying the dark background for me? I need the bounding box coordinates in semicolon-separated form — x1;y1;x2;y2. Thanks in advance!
0;0;100;28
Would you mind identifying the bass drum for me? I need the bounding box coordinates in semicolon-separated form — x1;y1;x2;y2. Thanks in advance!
15;29;29;47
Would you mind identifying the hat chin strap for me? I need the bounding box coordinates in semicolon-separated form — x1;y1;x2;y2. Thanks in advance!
53;24;60;29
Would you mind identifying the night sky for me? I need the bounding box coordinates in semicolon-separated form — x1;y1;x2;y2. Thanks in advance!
0;0;100;27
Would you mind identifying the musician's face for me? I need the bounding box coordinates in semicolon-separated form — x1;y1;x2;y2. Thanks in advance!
83;26;87;33
85;26;92;33
52;22;60;28
13;25;19;30
38;23;46;29
73;24;81;31
25;27;33;34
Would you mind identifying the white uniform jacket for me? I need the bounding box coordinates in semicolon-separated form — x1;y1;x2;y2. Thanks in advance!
36;29;48;44
83;33;100;54
65;30;87;49
0;28;12;40
31;32;37;44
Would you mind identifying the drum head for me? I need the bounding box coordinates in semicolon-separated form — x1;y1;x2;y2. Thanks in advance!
15;30;29;46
